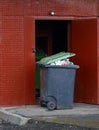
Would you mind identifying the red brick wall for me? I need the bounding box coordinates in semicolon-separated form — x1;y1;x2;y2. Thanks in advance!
71;19;98;104
97;19;99;103
0;16;36;105
0;0;98;17
0;16;25;105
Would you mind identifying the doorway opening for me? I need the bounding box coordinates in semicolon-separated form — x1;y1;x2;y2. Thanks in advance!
35;20;71;98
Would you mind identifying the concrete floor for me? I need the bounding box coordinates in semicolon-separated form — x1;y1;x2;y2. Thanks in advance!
0;103;99;128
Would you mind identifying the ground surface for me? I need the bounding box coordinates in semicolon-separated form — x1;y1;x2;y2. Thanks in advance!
0;119;98;130
0;104;99;129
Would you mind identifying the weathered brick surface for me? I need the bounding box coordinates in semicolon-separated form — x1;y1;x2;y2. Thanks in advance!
0;16;25;105
0;0;98;17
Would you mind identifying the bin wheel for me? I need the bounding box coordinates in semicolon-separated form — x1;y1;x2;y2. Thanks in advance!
47;101;56;110
40;100;46;107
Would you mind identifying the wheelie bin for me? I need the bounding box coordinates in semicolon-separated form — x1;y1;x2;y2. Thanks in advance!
37;52;79;110
36;47;46;97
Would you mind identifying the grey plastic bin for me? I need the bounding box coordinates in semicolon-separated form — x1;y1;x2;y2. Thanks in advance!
39;64;79;110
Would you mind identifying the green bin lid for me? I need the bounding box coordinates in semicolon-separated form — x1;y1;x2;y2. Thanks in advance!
37;52;76;65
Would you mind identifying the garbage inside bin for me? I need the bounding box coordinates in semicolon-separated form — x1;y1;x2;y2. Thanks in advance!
37;52;79;110
50;58;74;66
36;47;46;97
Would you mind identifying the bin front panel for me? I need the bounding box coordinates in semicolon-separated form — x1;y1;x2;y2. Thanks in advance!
40;66;77;109
40;67;48;100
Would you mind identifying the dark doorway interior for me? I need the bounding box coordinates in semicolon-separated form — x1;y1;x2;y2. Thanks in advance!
36;20;70;55
36;37;48;55
35;20;70;98
52;21;68;54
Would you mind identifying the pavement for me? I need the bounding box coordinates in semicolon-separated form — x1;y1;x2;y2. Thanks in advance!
0;103;99;129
